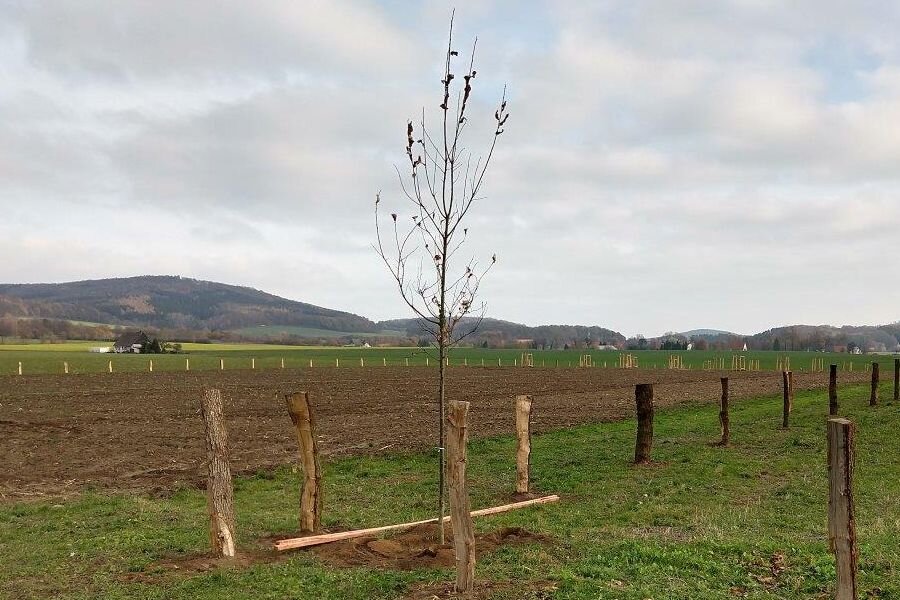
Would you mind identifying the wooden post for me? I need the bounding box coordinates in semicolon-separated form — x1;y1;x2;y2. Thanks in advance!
220;358;224;370
336;358;340;368
827;418;858;600
830;365;838;416
894;358;899;402
360;357;364;367
281;357;285;369
251;358;255;370
17;361;22;376
782;371;792;428
63;362;69;374
200;389;237;558
309;359;313;368
405;357;409;367
285;392;322;533
185;358;190;371
634;384;654;464
719;377;730;446
108;360;113;373
149;359;153;372
870;362;879;406
515;395;533;494
383;357;387;366
447;400;475;593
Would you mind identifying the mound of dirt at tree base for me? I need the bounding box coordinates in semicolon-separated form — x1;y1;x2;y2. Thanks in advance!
311;524;546;570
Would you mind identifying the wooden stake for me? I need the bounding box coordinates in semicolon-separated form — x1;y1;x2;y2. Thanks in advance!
515;395;533;494
309;359;313;368
281;357;285;369
200;389;236;558
719;377;730;446
251;358;255;370
220;358;224;370
149;359;153;372
405;357;409;367
894;358;899;402
186;358;190;371
64;362;69;375
108;360;113;373
870;362;879;406
447;400;475;593
634;384;654;464
383;357;387;367
285;392;322;533
273;495;560;551
17;361;22;376
827;418;858;600
830;365;838;416
782;371;792;428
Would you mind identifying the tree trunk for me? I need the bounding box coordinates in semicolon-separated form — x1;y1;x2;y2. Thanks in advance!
719;377;729;446
827;418;858;600
447;400;475;594
634;384;654;464
200;389;236;558
285;392;322;533
515;395;533;494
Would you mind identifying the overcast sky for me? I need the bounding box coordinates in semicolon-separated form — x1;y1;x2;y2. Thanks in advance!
2;1;899;337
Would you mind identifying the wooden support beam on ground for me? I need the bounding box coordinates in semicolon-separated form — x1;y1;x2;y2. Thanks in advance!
200;389;237;558
285;392;322;533
272;495;561;551
827;418;858;600
515;395;533;494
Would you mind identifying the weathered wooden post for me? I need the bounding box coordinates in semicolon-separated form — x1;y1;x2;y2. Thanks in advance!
782;371;793;428
285;392;322;533
251;358;256;370
185;358;190;371
360;357;364;367
827;418;858;600
281;357;285;369
894;358;899;402
220;358;224;370
200;389;237;558
634;384;654;464
719;377;730;446
515;395;533;494
149;359;153;372
830;365;838;416
63;361;69;375
108;360;113;373
447;400;475;594
870;362;879;406
405;357;409;367
309;359;313;368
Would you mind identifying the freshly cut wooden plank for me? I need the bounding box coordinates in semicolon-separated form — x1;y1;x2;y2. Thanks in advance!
273;495;560;551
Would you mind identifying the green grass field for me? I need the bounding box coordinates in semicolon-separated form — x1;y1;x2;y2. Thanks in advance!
1;342;897;376
2;383;897;599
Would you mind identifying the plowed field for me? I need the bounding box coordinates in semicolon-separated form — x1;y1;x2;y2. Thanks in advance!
0;367;872;500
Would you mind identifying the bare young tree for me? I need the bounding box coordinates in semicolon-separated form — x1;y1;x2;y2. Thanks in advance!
375;13;509;542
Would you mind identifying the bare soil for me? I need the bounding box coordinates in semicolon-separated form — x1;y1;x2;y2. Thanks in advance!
0;367;870;500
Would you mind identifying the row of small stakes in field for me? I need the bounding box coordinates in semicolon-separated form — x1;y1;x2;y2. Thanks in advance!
195;360;897;596
10;353;885;375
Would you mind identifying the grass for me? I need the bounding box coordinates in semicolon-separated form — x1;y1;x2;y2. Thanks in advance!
0;343;897;375
1;384;897;599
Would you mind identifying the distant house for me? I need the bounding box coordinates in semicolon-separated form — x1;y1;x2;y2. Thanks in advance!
114;331;150;354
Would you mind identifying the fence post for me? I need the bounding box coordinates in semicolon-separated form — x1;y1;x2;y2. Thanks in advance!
719;377;730;446
281;357;285;369
149;359;153;373
64;361;69;375
285;392;322;533
634;384;654;464
251;358;255;370
782;371;793;428
830;365;838;416
894;358;899;402
870;362;879;406
186;358;190;371
515;395;533;494
108;360;113;373
220;358;224;371
17;361;22;376
447;400;475;594
200;389;237;558
827;418;858;600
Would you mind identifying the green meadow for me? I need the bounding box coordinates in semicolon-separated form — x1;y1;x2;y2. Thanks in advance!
2;383;897;599
0;342;896;376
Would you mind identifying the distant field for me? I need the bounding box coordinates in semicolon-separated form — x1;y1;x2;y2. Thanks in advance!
0;343;897;375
